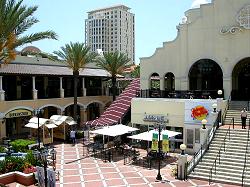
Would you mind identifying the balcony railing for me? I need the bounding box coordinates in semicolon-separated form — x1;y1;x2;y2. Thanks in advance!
136;89;224;99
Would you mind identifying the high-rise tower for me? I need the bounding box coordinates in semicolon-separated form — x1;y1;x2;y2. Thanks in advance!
85;5;135;64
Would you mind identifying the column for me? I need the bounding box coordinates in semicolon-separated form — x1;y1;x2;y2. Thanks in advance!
60;77;64;98
160;77;164;91
200;128;209;146
0;76;5;101
0;113;6;138
80;106;88;122
177;154;188;179
177;144;188;180
82;77;86;96
32;76;37;100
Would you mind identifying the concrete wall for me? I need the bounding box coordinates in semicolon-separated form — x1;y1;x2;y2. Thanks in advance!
131;98;185;127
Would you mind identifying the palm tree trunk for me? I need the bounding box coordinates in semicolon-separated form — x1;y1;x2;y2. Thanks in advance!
112;76;116;101
73;70;79;123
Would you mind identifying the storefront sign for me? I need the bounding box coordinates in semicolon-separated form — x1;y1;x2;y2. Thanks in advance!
143;114;167;123
5;109;32;118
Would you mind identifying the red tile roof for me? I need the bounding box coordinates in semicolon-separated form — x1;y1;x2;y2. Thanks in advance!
0;64;110;77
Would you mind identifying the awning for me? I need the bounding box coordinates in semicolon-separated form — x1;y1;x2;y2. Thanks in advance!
28;117;50;126
90;124;139;137
50;115;77;126
25;117;58;129
85;78;140;126
25;122;40;129
128;129;181;141
25;122;57;129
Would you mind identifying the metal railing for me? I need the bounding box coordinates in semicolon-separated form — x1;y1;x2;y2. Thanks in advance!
138;89;224;99
186;112;220;175
242;119;250;186
208;117;233;184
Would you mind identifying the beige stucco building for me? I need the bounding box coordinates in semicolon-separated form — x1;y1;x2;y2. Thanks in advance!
131;0;250;152
140;0;250;101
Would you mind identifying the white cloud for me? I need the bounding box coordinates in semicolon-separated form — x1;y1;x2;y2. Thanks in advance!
191;0;209;9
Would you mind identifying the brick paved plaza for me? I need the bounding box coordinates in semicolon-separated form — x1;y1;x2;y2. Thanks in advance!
8;139;240;187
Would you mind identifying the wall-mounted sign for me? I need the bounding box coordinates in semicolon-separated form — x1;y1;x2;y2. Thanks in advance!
5;109;32;118
143;114;168;123
191;105;208;121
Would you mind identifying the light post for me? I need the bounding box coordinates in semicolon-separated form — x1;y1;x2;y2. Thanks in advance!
50;148;57;171
155;122;165;181
212;103;217;113
33;149;48;187
34;109;44;149
180;144;187;155
201;119;208;129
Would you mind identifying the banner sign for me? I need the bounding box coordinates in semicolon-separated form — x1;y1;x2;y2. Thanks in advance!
36;166;45;187
185;100;217;125
151;133;158;151
162;134;169;153
48;169;56;187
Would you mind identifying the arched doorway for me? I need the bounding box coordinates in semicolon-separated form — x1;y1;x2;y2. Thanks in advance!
149;73;160;97
232;58;250;100
65;105;81;124
189;59;223;91
164;72;175;91
86;102;101;121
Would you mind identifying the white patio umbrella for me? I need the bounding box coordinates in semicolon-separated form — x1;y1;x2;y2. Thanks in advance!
50;115;77;126
90;124;139;137
128;129;181;141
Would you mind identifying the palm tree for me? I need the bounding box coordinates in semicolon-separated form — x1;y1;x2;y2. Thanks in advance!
53;42;97;122
0;0;57;64
96;51;130;101
131;65;140;78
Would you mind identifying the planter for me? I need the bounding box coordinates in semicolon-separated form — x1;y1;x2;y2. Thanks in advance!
0;171;36;186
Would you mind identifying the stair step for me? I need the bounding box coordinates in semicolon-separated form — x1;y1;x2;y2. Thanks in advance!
189;174;250;186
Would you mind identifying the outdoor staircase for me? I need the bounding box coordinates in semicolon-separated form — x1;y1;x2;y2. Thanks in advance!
189;128;250;186
224;101;249;126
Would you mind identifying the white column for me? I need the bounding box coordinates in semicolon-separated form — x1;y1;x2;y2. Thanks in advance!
0;76;5;101
200;128;209;145
177;154;188;180
82;77;86;96
32;76;37;100
60;77;64;98
160;77;164;91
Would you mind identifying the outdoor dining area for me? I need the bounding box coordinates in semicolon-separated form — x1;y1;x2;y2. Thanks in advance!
85;124;181;170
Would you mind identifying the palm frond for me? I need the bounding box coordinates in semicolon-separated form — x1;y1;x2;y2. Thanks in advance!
53;42;96;72
14;31;58;47
0;0;57;64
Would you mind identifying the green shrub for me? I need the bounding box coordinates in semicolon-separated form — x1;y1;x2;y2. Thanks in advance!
0;152;41;174
76;130;84;139
10;139;36;152
0;156;25;174
0;146;6;153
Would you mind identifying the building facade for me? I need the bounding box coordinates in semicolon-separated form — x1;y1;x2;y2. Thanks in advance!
85;5;135;64
139;0;250;101
0;51;112;140
131;0;250;153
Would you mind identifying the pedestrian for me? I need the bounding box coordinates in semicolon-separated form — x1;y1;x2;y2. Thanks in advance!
70;129;76;144
241;108;248;129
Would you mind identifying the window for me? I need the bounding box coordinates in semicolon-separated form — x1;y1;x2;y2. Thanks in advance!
186;129;194;149
195;128;200;143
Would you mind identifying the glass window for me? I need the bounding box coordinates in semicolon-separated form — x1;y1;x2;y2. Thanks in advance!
186;129;194;149
195;128;200;143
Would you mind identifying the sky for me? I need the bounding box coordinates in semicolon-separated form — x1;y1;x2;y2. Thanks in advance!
21;0;210;64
